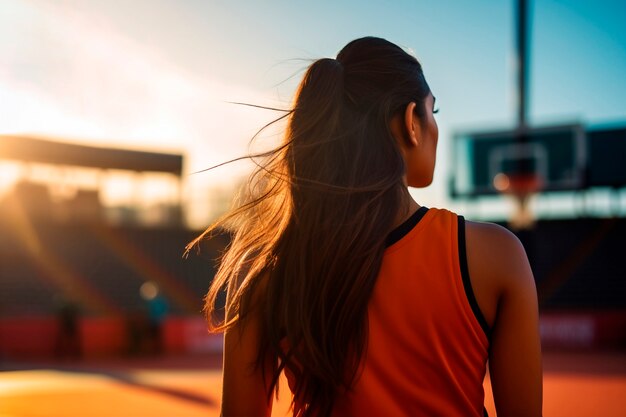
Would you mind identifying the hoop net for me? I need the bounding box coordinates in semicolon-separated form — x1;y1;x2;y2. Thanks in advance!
493;172;542;230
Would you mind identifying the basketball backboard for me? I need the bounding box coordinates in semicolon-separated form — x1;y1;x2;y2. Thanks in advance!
450;124;586;198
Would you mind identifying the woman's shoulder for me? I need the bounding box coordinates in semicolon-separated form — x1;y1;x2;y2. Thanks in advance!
465;220;522;247
423;207;524;255
464;220;527;271
463;219;534;328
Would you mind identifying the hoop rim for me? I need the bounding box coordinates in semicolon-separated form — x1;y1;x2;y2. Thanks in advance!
493;172;543;196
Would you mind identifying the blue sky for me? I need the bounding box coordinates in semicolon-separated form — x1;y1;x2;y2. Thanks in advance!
0;0;624;223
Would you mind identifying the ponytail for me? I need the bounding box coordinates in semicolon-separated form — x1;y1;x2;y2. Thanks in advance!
291;58;345;138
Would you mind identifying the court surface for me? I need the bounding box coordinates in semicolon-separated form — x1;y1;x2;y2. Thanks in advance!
1;351;625;417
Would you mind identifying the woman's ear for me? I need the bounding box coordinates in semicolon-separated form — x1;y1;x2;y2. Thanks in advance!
404;102;421;147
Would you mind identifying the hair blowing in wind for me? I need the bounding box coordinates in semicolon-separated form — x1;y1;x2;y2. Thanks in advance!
189;37;431;416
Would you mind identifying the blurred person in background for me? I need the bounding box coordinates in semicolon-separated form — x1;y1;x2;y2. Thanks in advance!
140;281;169;354
54;297;81;360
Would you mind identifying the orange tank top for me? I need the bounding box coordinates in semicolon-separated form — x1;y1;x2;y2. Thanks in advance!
333;207;490;416
285;207;491;416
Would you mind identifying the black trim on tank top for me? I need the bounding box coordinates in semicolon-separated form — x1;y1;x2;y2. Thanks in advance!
457;216;491;338
385;206;429;247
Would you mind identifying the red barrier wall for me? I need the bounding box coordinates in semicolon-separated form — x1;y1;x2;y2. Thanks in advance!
1;312;624;360
163;316;222;354
162;316;187;354
0;316;57;357
81;317;127;357
540;310;626;350
0;316;126;359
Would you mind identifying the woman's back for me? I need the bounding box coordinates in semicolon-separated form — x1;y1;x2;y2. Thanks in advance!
279;206;542;416
328;207;489;416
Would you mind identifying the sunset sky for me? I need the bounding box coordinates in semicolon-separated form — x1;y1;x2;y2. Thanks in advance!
1;0;625;225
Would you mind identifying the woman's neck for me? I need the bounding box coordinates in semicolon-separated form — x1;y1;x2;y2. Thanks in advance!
392;192;420;229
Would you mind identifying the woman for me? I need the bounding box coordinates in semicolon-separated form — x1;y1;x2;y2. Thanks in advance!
193;37;542;417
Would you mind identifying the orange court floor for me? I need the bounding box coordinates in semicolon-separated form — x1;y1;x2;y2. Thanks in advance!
0;351;625;417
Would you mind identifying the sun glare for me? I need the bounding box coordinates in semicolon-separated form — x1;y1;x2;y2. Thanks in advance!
0;1;291;227
0;162;22;197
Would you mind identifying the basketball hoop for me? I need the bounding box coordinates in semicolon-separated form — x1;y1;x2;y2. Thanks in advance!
493;172;542;230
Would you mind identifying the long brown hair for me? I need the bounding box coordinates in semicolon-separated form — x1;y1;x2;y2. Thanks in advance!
190;37;431;416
